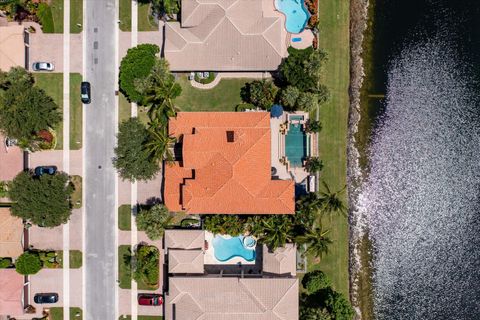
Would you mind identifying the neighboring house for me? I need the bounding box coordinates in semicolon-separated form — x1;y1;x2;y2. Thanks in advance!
0;133;24;183
164;112;295;215
164;0;288;71
0;208;24;259
163;230;299;320
0;25;27;71
0;269;25;317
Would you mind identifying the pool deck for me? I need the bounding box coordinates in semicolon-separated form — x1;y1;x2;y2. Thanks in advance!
271;112;312;184
204;232;256;265
290;29;315;49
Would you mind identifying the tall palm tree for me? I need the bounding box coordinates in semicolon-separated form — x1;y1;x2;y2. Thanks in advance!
318;181;347;217
258;215;294;252
144;119;176;163
296;226;332;258
144;59;181;122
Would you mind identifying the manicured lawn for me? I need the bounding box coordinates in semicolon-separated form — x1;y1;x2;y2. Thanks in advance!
118;205;132;231
70;0;83;33
118;245;132;289
119;92;131;123
307;0;350;297
71;175;82;209
56;250;83;268
119;0;132;31
34;73;63;150
37;0;64;33
175;76;251;111
50;307;83;320
119;316;163;320
70;73;83;150
138;3;158;31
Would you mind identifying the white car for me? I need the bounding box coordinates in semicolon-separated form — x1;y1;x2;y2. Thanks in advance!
32;62;55;71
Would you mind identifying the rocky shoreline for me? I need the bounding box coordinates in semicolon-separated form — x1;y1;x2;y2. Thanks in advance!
348;0;372;319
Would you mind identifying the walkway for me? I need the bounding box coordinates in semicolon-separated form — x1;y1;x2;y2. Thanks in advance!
189;72;270;89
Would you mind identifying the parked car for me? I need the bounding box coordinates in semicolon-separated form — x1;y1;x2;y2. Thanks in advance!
32;62;55;71
34;293;59;304
138;294;163;306
34;166;57;176
81;81;91;104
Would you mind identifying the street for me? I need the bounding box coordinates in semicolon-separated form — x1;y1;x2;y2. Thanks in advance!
84;0;117;319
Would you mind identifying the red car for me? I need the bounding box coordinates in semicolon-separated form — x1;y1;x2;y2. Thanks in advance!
138;294;163;306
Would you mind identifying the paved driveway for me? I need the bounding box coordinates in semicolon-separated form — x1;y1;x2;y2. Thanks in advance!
29;28;83;74
30;269;83;310
30;209;82;251
29;150;83;177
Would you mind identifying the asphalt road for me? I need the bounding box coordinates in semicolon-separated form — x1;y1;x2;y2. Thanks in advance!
84;0;117;319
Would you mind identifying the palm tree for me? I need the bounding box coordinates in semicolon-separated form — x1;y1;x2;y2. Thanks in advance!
304;157;324;173
144;119;176;163
257;215;294;252
318;181;347;217
296;226;332;258
143;59;181;122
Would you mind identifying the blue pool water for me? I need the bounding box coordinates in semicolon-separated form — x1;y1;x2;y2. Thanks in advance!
292;37;302;42
212;235;256;262
285;122;308;167
275;0;310;34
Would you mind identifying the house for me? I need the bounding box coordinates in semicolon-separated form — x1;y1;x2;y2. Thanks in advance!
164;0;288;71
164;112;295;215
0;25;26;71
163;230;299;320
0;208;24;259
0;269;25;317
0;133;24;183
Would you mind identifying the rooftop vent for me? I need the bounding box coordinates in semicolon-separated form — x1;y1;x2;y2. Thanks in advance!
226;131;235;143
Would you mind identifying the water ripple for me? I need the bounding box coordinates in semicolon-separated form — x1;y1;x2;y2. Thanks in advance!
358;35;480;319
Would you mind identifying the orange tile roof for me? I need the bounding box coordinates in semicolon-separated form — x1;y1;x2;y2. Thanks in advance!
165;112;294;214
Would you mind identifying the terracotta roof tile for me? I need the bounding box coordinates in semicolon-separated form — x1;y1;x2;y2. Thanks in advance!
0;133;23;181
165;112;294;214
0;269;24;316
0;208;23;258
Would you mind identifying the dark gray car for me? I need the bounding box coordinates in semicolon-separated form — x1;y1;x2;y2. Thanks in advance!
34;293;59;304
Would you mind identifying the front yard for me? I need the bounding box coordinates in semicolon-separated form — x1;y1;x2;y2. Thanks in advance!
118;245;160;291
50;307;83;320
175;76;253;111
34;73;83;150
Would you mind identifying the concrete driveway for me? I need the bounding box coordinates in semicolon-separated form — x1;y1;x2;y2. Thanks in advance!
29;150;83;177
30;209;82;251
30;269;83;310
29;27;83;74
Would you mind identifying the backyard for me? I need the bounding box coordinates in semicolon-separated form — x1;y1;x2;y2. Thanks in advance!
174;76;252;112
308;0;350;296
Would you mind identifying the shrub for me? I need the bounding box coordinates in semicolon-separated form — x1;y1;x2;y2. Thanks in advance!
302;270;331;294
15;252;42;275
204;215;245;236
133;245;159;287
280;47;327;92
136;204;173;240
240;80;279;110
119;44;160;104
0;258;12;268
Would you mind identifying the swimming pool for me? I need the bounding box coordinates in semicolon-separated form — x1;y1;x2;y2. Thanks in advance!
275;0;310;34
212;235;256;262
285;121;309;167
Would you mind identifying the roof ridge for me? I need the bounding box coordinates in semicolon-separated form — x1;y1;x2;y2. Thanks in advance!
262;18;285;57
272;280;299;320
238;279;268;313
